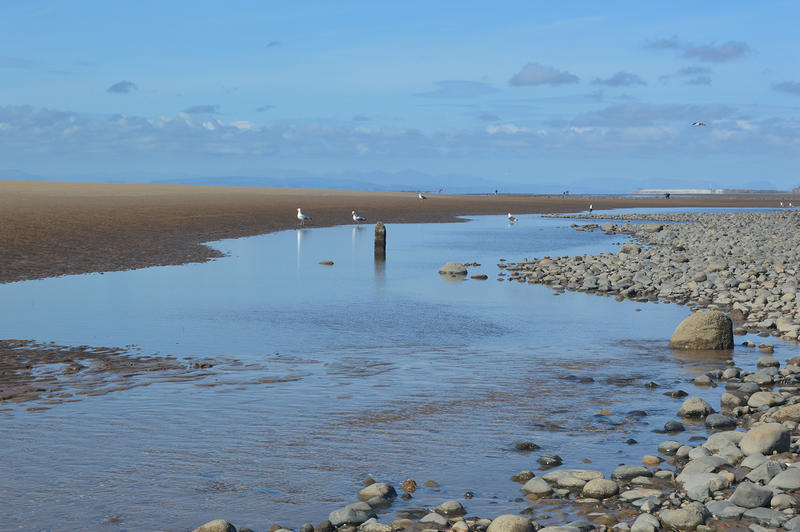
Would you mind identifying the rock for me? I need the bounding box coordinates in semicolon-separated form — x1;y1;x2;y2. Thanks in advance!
538;455;563;467
619;243;641;254
729;481;773;509
510;471;535;483
315;521;334;532
669;310;733;350
658;440;683;455
420;513;448;527
664;420;686;432
515;441;540;451
693;375;712;386
319;261;335;266
739;423;791;456
301;524;314;532
742;507;789;527
773;403;800;423
582;478;619;499
741;453;768;470
676;456;730;483
659;502;709;531
329;503;376;527
521;477;552;496
705;413;736;429
678;397;715;418
746;460;783;484
703;430;744;452
401;479;417;493
359;518;392;532
619;489;662;502
642;455;662;466
631;514;660;532
192;520;237;532
748;391;786;409
612;465;653;480
542;469;604;482
705;500;746;518
757;356;780;368
486;515;534;532
687;447;708;459
771;493;796;510
435;501;465;517
471;274;489;280
439;262;467;276
358;483;396;502
768;468;800;490
684;473;730;502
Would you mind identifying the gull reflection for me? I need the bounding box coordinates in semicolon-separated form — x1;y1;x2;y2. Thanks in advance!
296;228;308;273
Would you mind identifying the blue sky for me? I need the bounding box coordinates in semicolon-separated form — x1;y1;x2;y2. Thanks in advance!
1;1;799;192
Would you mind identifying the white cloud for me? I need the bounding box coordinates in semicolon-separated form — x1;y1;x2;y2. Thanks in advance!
486;124;531;134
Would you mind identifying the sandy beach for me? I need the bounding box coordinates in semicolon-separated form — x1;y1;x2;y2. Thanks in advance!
0;180;792;284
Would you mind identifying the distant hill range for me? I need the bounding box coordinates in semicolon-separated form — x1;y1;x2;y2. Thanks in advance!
638;188;796;195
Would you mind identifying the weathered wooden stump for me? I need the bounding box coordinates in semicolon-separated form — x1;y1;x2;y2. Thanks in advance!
374;221;386;261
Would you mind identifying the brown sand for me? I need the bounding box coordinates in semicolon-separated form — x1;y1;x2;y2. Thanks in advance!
0;180;790;284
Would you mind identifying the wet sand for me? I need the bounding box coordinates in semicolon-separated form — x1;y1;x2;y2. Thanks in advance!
0;180;791;284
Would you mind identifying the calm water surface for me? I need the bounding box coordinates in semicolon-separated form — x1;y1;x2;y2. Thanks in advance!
0;213;790;531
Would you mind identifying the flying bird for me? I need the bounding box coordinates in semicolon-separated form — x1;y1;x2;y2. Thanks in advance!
507;213;518;224
418;193;427;200
691;122;707;126
352;210;366;224
296;208;311;226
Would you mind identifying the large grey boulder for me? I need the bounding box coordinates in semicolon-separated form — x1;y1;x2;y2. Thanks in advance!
739;423;791;456
659;501;709;530
704;500;746;519
669;310;733;350
676;456;730;484
729;482;773;509
329;502;376;526
439;262;467;276
359;518;392;532
192;520;237;532
677;397;715;418
768;468;800;490
748;391;785;409
684;473;729;501
703;431;743;452
612;465;652;480
486;515;534;532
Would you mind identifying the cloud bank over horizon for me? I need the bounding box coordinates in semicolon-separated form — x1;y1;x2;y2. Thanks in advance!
1;3;799;192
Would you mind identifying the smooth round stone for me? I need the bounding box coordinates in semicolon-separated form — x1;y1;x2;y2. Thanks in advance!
192;520;237;532
435;501;465;517
739;423;791;456
768;468;800;490
612;465;653;480
688;446;711;460
582;479;619;499
678;397;715;418
664;420;686;432
486;515;534;532
705;413;737;429
358;482;397;502
521;477;552;496
729;482;773;509
658;440;683;455
642;455;662;466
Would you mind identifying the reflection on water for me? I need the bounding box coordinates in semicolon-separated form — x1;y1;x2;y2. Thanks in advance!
0;214;787;530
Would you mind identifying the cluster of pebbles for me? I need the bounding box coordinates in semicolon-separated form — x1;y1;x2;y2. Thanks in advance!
194;352;800;532
498;210;800;343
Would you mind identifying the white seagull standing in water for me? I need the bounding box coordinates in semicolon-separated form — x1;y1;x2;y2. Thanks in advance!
588;204;593;213
352;210;366;224
418;193;427;200
507;213;518;224
296;208;311;226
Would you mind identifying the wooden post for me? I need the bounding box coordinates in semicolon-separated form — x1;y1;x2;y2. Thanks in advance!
374;221;386;261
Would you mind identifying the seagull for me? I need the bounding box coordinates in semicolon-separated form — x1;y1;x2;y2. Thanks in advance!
352;210;366;224
588;204;593;213
691;122;707;126
781;202;785;208
418;193;427;200
296;208;311;226
507;213;518;224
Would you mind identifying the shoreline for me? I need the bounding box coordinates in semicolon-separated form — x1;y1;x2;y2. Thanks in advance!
0;180;794;284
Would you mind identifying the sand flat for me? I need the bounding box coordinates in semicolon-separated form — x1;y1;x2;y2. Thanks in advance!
0;180;787;283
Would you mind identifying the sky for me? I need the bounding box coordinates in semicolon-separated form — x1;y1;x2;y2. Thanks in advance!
1;1;799;192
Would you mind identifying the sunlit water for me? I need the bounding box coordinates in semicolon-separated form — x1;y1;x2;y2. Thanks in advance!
0;213;791;531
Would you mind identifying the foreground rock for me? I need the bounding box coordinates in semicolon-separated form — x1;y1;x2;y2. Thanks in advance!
192;520;236;532
668;310;733;350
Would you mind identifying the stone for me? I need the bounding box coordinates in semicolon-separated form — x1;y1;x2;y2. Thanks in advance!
329;503;376;527
401;479;417;493
742;507;789;527
358;482;397;502
619;489;662;502
192;520;237;532
768;468;800;490
676;456;730;483
315;521;334;532
771;493;796;510
729;482;773;509
582;479;619;499
438;262;467;276
612;465;652;480
739;423;791;456
784;516;800;531
542;469;604;482
678;397;715;418
630;514;660;532
703;430;744;452
359;519;392;532
757;356;780;368
705;500;746;518
684;473;730;502
521;477;552;496
741;453;769;470
658;440;683;455
642;455;662;466
420;513;448;527
746;460;783;484
669;310;733;350
748;391;786;409
435;501;465;517
486;515;534;532
773;404;800;423
659;502;709;531
664;420;686;432
705;413;736;429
